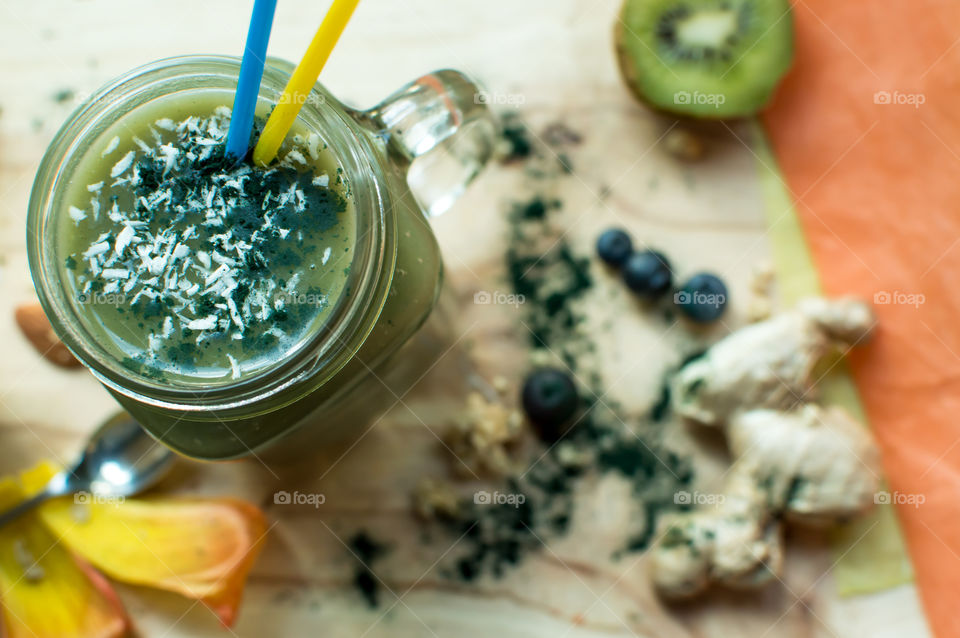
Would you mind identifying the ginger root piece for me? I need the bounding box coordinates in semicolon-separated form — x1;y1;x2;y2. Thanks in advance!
671;297;875;426
795;297;875;344
651;298;881;598
729;405;881;526
651;471;783;597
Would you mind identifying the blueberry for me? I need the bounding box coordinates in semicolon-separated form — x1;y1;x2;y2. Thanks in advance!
596;228;634;266
622;250;673;299
521;368;579;441
675;273;728;323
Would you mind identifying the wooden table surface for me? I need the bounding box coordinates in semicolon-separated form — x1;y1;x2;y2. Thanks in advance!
0;1;933;637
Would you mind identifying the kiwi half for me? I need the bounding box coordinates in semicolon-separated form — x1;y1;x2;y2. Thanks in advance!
615;0;793;118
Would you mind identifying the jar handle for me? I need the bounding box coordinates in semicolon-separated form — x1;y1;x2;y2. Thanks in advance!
364;70;499;217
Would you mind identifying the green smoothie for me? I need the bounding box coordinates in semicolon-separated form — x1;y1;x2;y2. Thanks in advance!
28;55;500;460
58;92;356;385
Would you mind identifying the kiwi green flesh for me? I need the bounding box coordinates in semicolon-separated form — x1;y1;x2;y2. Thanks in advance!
617;0;794;118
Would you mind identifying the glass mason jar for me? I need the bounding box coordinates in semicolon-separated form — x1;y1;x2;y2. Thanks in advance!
27;56;497;461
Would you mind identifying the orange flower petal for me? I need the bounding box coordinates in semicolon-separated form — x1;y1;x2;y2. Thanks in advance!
0;476;129;638
21;463;267;627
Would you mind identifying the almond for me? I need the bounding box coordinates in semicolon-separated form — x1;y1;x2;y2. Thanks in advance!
15;303;81;368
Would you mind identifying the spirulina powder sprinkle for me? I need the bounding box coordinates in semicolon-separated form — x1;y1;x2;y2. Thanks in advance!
429;122;693;582
348;531;389;608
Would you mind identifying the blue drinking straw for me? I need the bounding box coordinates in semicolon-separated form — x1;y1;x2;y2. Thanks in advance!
225;0;279;162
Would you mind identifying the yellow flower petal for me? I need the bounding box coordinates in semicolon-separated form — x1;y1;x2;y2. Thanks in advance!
21;462;267;627
0;476;129;638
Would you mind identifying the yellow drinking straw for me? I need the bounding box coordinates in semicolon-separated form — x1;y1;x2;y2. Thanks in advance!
253;0;361;167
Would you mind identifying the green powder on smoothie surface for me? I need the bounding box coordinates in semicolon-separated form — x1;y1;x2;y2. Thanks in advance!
62;104;354;381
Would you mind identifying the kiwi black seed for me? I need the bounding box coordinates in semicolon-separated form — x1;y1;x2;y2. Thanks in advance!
615;0;794;118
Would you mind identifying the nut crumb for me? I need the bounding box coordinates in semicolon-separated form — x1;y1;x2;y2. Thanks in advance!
528;349;559;368
412;479;461;521
662;128;705;161
747;261;777;322
555;441;592;469
750;261;776;294
491;375;510;394
747;296;773;323
447;391;525;476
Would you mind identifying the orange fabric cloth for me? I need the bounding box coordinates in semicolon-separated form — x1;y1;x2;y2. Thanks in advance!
763;2;960;637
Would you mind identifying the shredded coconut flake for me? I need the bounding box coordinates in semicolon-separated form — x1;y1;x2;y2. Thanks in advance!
101;136;120;157
186;315;218;330
110;151;135;178
68;206;87;224
227;354;241;379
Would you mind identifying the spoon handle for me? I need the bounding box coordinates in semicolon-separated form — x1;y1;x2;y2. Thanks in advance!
0;488;60;529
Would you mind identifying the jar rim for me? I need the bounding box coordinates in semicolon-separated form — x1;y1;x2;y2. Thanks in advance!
27;55;395;414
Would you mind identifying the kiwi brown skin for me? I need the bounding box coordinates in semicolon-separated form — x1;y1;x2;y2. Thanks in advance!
613;0;794;120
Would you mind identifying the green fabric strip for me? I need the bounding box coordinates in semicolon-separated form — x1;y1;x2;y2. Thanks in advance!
749;119;913;595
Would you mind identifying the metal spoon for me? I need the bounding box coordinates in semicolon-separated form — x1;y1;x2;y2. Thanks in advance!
0;412;176;527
